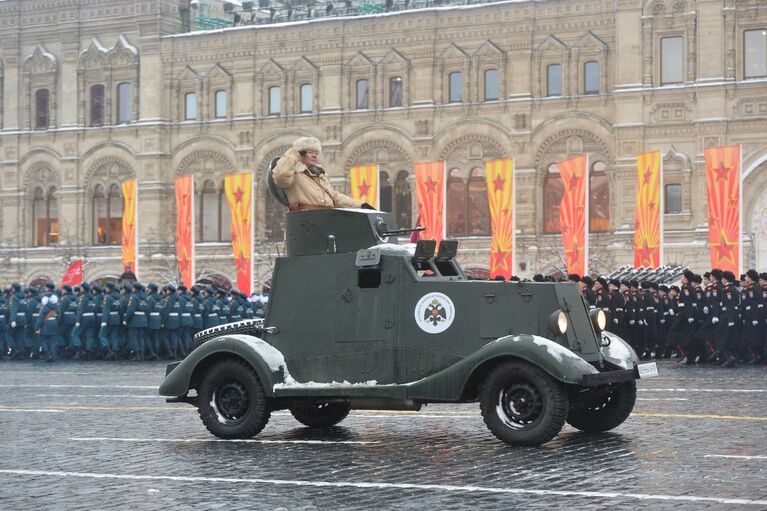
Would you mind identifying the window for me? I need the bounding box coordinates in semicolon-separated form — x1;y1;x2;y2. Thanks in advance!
185;92;197;120
33;187;58;246
268;86;281;115
543;164;564;233
389;76;403;107
665;184;682;214
93;184;123;245
745;29;767;79
661;37;684;85
35;89;50;129
356;79;369;109
117;82;133;123
447;168;490;236
448;72;463;103
199;180;232;242
214;90;227;118
590;161;609;232
90;85;105;126
584;61;600;94
546;64;562;96
299;83;313;113
484;69;499;101
265;186;286;241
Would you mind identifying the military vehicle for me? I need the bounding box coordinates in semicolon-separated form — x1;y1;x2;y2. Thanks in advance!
159;175;657;446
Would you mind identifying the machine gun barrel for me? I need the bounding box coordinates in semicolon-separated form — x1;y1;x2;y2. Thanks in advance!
381;226;426;237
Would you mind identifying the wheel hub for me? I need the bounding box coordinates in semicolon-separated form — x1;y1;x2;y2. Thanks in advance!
500;383;543;426
216;380;249;419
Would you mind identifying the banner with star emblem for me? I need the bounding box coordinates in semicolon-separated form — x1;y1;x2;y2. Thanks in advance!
120;178;138;277
485;159;514;279
558;154;589;276
174;176;195;289
634;151;663;268
705;145;741;274
350;164;379;209
224;172;254;295
415;161;446;245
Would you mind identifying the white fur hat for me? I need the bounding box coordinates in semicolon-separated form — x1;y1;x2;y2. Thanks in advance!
292;136;322;154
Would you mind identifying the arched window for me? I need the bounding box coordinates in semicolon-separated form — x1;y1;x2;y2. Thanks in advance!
394;170;412;229
467;167;490;236
665;184;682;214
448;72;462;103
484;69;499;101
116;82;132;123
219;188;232;242
32;188;45;245
584;61;600;94
94;184;123;245
199;180;231;242
590;161;609;232
90;84;105;126
389;77;403;107
214;90;227;118
379;171;392;213
299;83;313;113
33;187;58;246
447;168;467;237
185;92;197;120
355;79;369;109
265;186;286;242
35;89;50;129
268;86;281;115
543;163;564;233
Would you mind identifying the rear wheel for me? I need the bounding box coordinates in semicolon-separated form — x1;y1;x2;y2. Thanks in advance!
197;359;271;439
566;381;637;433
480;360;568;446
290;401;351;428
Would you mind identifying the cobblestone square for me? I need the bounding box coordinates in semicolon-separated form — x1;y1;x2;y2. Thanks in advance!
1;360;766;510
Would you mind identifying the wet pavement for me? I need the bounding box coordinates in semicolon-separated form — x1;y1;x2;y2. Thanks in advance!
0;359;766;510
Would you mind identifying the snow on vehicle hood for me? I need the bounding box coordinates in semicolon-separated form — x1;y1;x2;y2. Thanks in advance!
226;335;297;385
599;331;638;369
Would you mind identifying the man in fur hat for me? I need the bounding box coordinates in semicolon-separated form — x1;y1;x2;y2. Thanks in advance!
273;136;373;211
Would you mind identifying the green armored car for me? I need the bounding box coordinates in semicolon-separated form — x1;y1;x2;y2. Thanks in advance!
159;207;657;446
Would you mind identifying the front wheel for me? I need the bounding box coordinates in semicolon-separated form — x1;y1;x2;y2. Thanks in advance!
197;359;271;439
480;360;568;446
290;401;351;428
566;381;637;433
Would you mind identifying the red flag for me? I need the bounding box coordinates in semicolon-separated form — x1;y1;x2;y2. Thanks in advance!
485;159;514;279
414;161;446;245
558;154;589;276
634;151;663;268
175;176;195;289
705;145;741;274
61;259;83;287
224;172;253;295
121;178;138;276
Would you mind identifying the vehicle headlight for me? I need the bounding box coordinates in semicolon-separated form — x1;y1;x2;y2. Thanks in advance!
590;309;607;332
549;310;568;335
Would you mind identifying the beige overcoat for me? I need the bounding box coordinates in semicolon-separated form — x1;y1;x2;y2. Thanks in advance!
273;148;362;208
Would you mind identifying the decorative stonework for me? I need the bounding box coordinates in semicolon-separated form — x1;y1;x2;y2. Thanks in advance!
439;134;504;162
178;150;235;176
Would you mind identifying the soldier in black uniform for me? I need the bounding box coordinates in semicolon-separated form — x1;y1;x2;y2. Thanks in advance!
668;270;696;362
697;273;722;363
639;281;658;358
717;271;741;367
607;279;626;338
741;269;764;365
581;276;597;306
657;285;671;357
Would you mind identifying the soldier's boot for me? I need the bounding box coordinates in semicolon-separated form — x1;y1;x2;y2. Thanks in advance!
720;353;737;368
104;350;115;361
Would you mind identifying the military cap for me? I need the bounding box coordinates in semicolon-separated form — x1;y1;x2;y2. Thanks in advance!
215;287;227;296
746;269;759;282
648;282;659;290
105;282;117;291
568;273;581;283
609;278;620;287
147;283;158;291
45;282;55;290
532;274;545;282
582;276;594;287
682;269;695;282
178;285;187;292
11;282;21;291
703;271;712;279
639;280;649;289
62;285;73;293
711;269;723;280
190;286;200;295
670;285;681;293
81;282;91;291
122;284;132;292
596;277;608;288
74;286;81;293
691;274;703;284
132;282;143;291
166;285;176;294
629;279;639;289
92;285;102;293
760;272;767;281
722;271;736;283
659;285;669;293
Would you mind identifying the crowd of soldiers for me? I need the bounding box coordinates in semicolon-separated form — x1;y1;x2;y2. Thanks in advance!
0;282;268;362
567;268;767;367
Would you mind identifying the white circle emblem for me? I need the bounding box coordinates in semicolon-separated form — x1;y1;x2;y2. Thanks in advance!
414;292;455;334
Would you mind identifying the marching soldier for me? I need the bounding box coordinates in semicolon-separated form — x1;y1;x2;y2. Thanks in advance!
124;283;148;361
216;288;231;324
35;284;59;362
718;271;741;367
58;285;77;358
74;283;96;359
118;284;132;357
178;285;193;357
668;270;696;363
230;291;244;324
580;276;597;306
741;270;763;365
607;279;625;338
190;286;204;335
99;282;121;360
146;283;162;360
8;283;27;360
25;287;40;358
202;287;219;329
658;285;672;358
160;285;180;359
0;289;9;358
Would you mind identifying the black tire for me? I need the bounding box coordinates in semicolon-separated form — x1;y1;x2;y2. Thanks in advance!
290;401;351;428
197;359;271;439
480;360;568;446
566;380;637;433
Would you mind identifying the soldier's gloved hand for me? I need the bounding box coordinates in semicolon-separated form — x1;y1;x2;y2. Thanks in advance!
660;319;665;324
629;320;635;325
101;322;107;328
711;317;719;324
11;321;16;328
668;309;675;316
75;322;80;328
360;202;376;210
703;306;710;314
752;320;759;326
728;322;735;327
123;321;127;326
613;318;619;325
688;317;694;324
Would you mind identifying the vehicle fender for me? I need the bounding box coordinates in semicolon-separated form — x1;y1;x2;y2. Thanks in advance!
158;335;288;397
600;331;639;370
406;334;600;401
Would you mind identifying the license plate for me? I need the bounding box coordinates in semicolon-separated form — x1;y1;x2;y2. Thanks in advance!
637;362;659;378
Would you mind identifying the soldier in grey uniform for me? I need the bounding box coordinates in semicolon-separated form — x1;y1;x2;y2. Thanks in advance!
0;289;9;358
98;282;121;360
177;285;193;357
25;287;40;358
8;283;27;360
35;283;59;362
145;283;162;360
160;285;180;359
124;283;148;361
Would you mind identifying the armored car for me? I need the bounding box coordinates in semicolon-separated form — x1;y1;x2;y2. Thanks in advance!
159;207;656;446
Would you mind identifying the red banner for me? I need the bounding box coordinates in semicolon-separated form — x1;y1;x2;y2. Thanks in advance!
224;172;253;295
120;178;138;276
414;161;446;245
175;176;195;289
61;259;83;287
350;164;379;209
485;159;514;279
705;145;741;274
558;154;588;276
634;151;663;268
